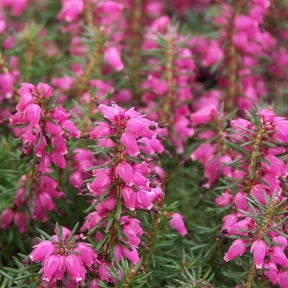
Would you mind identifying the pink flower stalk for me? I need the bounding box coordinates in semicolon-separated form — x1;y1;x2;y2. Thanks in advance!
79;102;169;273
10;82;79;161
28;226;98;287
4;174;64;229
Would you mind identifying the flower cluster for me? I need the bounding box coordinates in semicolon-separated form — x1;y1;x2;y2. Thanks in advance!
1;173;63;232
215;0;274;111
10;83;80;165
80;103;187;285
215;109;288;286
140;16;195;153
28;226;97;288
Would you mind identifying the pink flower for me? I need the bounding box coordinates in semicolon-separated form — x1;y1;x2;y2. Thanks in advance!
25;104;42;126
95;1;123;14
115;162;134;185
88;172;111;196
126;117;155;139
104;47;124;71
1;0;28;16
202;41;223;66
29;226;97;286
251;239;266;269
191;104;218;125
169;213;187;236
121;186;137;210
215;192;233;207
263;261;278;284
29;240;55;262
65;254;86;283
270;247;288;267
0;208;14;229
147;74;168;95
114;243;139;264
14;211;26;233
224;239;247;262
222;214;238;231
0;73;14;99
0;20;6;34
42;254;63;283
120;132;139;156
57;0;84;22
279;271;288;288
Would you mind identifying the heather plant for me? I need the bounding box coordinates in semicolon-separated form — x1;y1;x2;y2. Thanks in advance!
2;1;288;288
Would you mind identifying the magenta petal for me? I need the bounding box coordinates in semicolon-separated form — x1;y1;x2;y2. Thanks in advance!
104;47;124;71
65;254;86;282
88;173;111;196
37;82;53;98
73;242;97;266
169;213;187;236
0;208;14;229
122;245;139;264
42;254;61;282
14;211;26;233
251;239;266;269
115;162;133;185
25;104;42;125
30;240;55;262
224;239;247;262
270;247;288;267
121;186;137;210
114;244;123;262
120;132;139;157
51;136;67;154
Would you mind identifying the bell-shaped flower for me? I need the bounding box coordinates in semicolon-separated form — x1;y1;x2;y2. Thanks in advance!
251;239;267;269
14;211;27;233
120;132;139;156
270;246;288;267
224;239;247;262
29;240;55;262
0;208;14;229
169;213;187;236
104;47;124;71
115;162;133;185
57;0;84;22
88;173;111;196
263;261;278;284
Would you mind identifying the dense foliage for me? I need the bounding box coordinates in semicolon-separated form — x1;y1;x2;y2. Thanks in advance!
1;0;288;287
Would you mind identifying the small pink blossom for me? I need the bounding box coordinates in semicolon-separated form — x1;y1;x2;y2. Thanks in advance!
29;226;97;286
57;0;84;22
251;239;266;269
0;208;14;229
224;239;247;262
169;213;187;236
104;47;124;71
